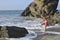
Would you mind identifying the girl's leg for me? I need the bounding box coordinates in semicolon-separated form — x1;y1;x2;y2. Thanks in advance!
44;26;46;32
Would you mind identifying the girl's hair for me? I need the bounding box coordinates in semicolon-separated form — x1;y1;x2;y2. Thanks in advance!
41;14;47;19
41;14;45;17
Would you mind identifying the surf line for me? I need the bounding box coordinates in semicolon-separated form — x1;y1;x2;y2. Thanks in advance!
21;26;60;30
40;31;60;35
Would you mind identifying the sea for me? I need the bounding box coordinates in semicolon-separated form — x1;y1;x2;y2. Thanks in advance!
0;10;41;27
0;10;41;40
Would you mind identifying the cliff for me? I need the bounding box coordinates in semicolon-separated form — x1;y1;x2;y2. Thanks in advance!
21;0;60;25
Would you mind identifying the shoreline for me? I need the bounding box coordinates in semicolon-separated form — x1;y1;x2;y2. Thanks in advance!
0;26;60;40
32;27;60;40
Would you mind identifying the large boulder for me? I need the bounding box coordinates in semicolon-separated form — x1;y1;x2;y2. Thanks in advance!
21;0;59;17
0;26;28;38
21;0;60;25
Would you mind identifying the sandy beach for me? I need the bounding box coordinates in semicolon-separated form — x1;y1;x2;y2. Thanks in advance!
33;34;60;40
32;27;60;40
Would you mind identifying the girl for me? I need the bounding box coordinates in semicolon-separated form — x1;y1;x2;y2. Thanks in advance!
41;15;48;32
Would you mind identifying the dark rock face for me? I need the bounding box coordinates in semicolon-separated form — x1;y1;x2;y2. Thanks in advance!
21;0;60;25
0;26;28;38
0;26;1;38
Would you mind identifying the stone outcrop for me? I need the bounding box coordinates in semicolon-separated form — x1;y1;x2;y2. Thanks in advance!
21;0;60;25
0;26;28;38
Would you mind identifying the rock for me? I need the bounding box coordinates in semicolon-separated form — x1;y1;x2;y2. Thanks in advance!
46;11;60;25
21;0;60;25
0;26;28;38
7;26;28;38
1;26;9;38
21;0;59;16
0;26;1;38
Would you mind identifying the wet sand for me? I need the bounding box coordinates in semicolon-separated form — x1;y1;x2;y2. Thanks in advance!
33;27;60;40
33;34;60;40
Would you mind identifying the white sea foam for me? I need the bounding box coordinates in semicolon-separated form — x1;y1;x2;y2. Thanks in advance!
0;15;42;28
0;15;60;29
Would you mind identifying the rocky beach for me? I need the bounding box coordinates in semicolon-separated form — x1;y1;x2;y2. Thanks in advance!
21;0;60;40
21;0;60;25
0;0;60;40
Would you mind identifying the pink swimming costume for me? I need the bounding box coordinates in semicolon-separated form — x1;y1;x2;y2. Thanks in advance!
44;21;48;27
